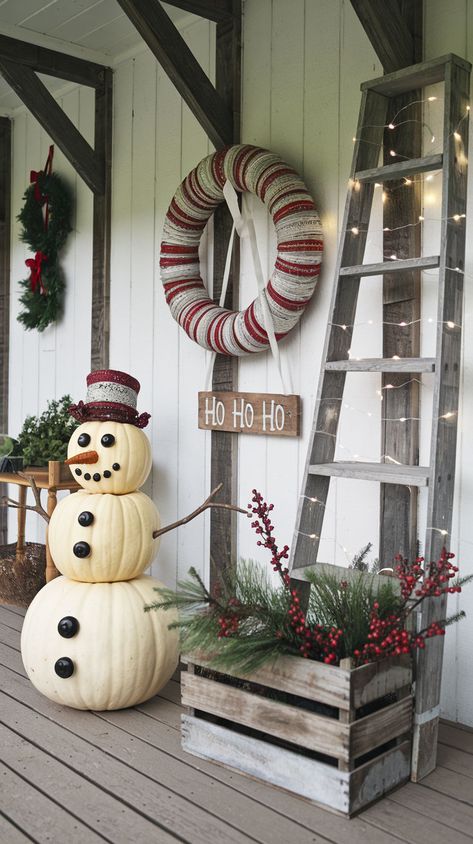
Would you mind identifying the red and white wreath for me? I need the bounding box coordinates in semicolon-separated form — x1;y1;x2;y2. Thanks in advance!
160;144;323;356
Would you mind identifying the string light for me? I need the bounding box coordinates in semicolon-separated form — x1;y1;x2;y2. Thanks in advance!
351;226;359;235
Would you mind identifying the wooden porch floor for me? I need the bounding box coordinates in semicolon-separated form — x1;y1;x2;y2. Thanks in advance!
1;603;473;844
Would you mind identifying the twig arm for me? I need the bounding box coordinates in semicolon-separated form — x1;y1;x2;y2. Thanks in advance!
153;482;248;539
1;474;50;523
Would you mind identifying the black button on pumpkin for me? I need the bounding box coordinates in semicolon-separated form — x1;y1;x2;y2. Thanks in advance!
101;433;115;447
73;541;91;558
57;616;80;638
78;511;94;527
78;432;91;447
112;463;120;471
54;657;74;678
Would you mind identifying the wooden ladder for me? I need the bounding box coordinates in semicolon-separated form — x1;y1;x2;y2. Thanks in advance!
289;53;471;781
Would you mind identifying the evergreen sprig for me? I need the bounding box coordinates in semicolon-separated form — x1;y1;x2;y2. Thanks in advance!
146;491;471;673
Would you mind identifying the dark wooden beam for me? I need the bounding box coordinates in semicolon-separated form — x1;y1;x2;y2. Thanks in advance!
163;0;234;23
0;59;104;195
379;0;422;565
91;70;113;370
0;33;106;88
0;117;11;545
350;0;415;73
209;1;241;584
116;0;233;148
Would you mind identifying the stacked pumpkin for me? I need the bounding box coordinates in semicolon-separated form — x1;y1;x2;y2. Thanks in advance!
21;371;179;710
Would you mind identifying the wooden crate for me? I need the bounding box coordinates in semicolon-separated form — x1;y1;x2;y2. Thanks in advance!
181;653;413;815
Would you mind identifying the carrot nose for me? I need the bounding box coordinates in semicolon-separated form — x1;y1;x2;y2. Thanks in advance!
65;450;99;465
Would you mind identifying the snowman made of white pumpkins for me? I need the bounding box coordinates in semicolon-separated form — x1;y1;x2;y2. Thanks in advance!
21;369;179;711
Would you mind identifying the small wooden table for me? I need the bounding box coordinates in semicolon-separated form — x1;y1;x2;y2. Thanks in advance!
0;461;80;582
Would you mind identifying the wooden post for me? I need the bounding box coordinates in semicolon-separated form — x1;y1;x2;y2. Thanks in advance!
379;87;422;565
0;117;11;547
378;1;423;566
91;69;113;370
45;461;61;582
209;1;241;584
412;59;471;782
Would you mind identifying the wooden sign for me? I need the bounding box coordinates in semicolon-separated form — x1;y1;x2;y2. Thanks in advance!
198;391;301;437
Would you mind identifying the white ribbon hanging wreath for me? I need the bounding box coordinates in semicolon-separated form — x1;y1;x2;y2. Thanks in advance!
160;144;323;356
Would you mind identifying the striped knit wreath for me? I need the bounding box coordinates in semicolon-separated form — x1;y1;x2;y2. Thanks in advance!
160;145;323;355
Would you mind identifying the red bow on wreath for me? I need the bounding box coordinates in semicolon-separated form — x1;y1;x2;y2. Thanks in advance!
30;145;54;228
25;251;48;295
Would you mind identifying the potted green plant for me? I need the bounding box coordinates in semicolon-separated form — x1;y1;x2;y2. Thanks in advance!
11;396;79;479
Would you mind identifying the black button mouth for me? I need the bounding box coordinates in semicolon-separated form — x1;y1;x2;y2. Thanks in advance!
93;473;101;482
103;470;112;478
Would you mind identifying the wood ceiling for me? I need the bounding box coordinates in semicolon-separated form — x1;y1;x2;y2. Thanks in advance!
0;0;191;113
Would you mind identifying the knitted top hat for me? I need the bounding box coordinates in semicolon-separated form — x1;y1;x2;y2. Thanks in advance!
69;370;151;428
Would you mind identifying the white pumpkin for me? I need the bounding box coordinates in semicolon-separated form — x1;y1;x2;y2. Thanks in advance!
66;421;152;494
21;575;179;710
48;490;160;582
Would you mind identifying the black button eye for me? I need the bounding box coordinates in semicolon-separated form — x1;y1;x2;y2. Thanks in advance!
78;433;91;447
55;657;74;678
101;433;115;447
78;511;94;527
58;617;79;638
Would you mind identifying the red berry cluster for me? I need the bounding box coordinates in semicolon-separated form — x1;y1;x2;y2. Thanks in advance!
248;492;343;664
353;604;448;665
395;548;460;602
248;490;290;586
217;597;241;639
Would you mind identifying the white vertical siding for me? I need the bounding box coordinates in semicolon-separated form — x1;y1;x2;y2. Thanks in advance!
5;0;473;725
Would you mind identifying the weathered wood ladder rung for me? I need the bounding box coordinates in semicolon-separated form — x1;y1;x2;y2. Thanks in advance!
290;53;471;783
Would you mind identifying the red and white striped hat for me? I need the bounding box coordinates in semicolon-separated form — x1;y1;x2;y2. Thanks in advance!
69;369;151;428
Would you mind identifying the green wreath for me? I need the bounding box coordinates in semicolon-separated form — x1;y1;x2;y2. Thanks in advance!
17;161;72;332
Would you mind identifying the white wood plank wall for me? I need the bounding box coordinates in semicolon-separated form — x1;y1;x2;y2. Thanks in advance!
4;0;473;726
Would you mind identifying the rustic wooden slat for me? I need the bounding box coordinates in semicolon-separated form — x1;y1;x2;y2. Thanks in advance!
116;0;233;148
361;53;470;96
0;33;107;88
421;764;473;807
185;654;352;709
308;461;429;486
290;87;389;574
349;0;414;73
348;741;411;815
0;670;321;844
0;689;252;844
0;758;108;844
0;60;104;194
199;391;301;437
437;743;473;779
325;357;435;373
412;58;471;783
355;154;443;183
0;810;33;844
209;1;240;585
340;255;440;277
439;721;473;756
91;69;113;369
162;0;234;22
0;643;400;844
389;780;473;839
351;696;413;758
181;672;350;760
351;656;412;708
0;116;10;546
182;714;351;814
